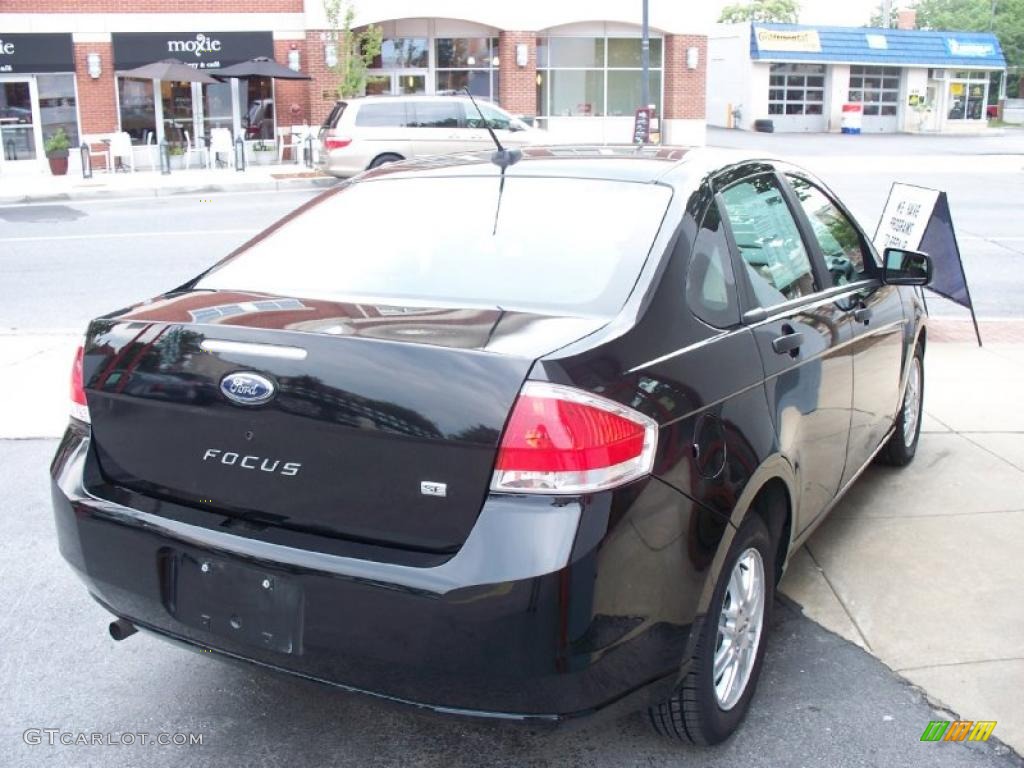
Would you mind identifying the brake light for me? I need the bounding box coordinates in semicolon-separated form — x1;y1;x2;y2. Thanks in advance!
70;345;90;424
491;382;658;494
324;137;352;150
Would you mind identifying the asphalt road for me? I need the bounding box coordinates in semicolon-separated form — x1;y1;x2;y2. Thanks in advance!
0;189;323;332
2;441;1021;768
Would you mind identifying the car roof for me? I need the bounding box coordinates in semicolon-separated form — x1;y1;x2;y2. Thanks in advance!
340;95;504;106
356;145;784;187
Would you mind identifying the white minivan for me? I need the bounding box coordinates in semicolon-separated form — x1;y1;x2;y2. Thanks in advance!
316;95;545;177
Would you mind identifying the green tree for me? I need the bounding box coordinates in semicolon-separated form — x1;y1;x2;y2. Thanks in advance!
719;0;801;23
915;0;1024;95
323;0;383;99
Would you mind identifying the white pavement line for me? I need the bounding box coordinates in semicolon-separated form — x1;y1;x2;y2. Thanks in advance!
0;229;257;243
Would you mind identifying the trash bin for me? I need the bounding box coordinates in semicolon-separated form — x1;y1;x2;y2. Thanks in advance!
841;103;863;135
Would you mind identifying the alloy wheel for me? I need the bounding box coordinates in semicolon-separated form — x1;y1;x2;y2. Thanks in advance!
714;547;766;711
903;356;922;448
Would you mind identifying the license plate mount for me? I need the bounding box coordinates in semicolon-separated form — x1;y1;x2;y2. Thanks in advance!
162;550;304;655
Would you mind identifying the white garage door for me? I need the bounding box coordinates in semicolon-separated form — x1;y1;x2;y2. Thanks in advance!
768;63;827;132
850;66;901;132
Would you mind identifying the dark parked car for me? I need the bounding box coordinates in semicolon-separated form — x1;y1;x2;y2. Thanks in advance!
51;146;931;745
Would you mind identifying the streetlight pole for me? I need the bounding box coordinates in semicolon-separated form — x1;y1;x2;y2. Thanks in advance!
641;0;650;117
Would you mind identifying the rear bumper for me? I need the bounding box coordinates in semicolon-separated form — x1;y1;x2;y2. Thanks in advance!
51;427;715;720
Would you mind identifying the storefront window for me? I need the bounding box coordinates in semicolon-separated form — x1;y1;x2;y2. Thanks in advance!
947;71;988;120
0;81;36;161
161;80;194;144
849;66;900;117
768;63;825;116
370;38;429;69
536;35;663;118
117;76;156;144
241;77;274;139
37;74;80;148
202;81;233;136
435;37;498;100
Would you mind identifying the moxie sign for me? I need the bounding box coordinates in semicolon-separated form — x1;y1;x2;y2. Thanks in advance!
112;31;273;71
0;33;74;74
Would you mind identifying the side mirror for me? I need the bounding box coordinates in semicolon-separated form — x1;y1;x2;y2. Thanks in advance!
882;248;932;287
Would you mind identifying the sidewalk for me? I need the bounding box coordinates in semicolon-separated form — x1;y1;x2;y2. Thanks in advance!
0;163;338;205
1;320;1021;754
780;326;1024;754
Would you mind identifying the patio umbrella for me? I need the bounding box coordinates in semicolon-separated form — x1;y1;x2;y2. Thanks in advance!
119;58;221;84
214;57;312;81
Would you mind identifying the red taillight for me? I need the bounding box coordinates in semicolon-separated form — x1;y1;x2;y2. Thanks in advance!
70;345;90;424
324;137;352;150
491;382;657;494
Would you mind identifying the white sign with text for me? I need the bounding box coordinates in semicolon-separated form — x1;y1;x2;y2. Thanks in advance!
874;184;941;252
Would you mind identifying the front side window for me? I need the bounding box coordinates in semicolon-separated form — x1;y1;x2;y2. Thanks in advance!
719;175;817;306
466;102;512;130
787;175;870;286
687;203;739;328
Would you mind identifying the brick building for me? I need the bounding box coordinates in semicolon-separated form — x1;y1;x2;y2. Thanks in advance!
0;0;709;175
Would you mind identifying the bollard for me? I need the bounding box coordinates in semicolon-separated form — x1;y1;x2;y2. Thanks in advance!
159;140;171;175
304;134;314;168
234;136;246;172
80;143;92;179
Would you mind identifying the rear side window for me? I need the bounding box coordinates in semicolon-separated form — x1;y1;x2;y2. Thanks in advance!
687;203;739;328
719;174;817;307
409;101;463;128
197;177;672;317
354;102;408;127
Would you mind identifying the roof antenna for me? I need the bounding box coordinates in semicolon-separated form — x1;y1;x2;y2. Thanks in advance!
463;87;521;171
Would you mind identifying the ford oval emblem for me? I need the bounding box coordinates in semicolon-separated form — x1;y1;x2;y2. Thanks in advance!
220;372;276;406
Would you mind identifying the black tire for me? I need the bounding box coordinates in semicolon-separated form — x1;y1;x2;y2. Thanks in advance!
649;514;775;745
368;153;403;169
878;344;924;467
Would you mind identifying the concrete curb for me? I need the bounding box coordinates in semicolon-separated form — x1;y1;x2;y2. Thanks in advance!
0;175;338;205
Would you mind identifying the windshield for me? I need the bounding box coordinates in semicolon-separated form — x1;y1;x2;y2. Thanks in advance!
197;176;672;316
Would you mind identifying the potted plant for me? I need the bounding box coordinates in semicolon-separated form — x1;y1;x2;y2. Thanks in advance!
168;144;186;170
44;128;71;176
250;140;275;166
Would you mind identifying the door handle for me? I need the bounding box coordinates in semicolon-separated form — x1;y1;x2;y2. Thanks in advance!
853;306;873;325
771;328;805;357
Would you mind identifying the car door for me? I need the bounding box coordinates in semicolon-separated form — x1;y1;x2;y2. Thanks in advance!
783;173;906;485
717;167;856;536
409;100;468;157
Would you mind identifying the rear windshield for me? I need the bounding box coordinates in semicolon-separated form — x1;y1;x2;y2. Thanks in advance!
322;101;347;129
196;176;672;316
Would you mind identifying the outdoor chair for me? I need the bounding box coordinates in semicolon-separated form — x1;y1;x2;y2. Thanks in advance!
80;134;114;173
109;132;135;173
182;130;207;169
142;131;159;170
209;128;235;169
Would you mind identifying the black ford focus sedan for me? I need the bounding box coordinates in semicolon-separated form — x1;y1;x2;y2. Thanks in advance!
51;146;930;745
